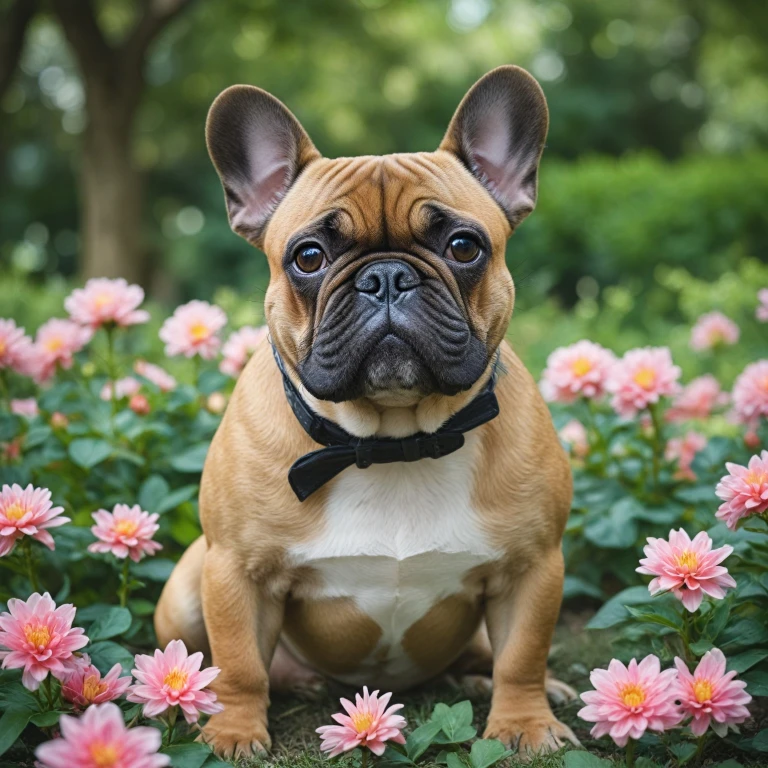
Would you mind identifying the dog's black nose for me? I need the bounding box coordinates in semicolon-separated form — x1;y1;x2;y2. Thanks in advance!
354;260;420;302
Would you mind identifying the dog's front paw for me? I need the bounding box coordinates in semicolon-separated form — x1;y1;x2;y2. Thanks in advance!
200;709;271;759
484;714;580;758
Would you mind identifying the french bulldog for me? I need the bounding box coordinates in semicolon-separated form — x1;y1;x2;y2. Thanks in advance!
155;65;578;759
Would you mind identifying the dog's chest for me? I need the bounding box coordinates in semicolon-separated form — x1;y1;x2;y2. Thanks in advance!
286;434;500;683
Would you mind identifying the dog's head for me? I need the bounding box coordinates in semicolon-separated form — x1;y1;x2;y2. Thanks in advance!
207;66;547;406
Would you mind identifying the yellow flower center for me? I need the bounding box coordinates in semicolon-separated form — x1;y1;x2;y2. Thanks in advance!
114;519;139;538
5;502;26;522
90;742;120;767
693;679;713;702
24;624;51;648
44;337;64;353
571;357;593;377
351;711;374;733
676;550;698;570
189;323;210;342
94;294;113;310
619;683;646;708
0;340;5;356
82;673;108;702
633;367;656;389
746;470;767;485
164;667;189;691
761;376;768;392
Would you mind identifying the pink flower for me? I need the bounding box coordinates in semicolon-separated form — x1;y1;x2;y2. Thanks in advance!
10;398;38;418
36;702;170;768
540;340;616;403
666;375;729;423
0;484;70;557
673;649;751;737
559;419;589;458
636;529;736;612
665;431;707;481
220;325;268;377
30;318;93;383
62;654;132;709
159;300;226;359
0;318;31;372
731;360;768;427
756;288;768;322
0;592;88;690
127;639;223;723
690;312;740;351
134;360;177;392
88;504;162;562
65;277;150;329
607;346;681;418
130;394;151;415
578;656;681;747
715;450;768;530
317;686;407;757
100;377;141;401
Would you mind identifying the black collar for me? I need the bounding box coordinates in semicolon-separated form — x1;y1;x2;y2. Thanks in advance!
273;346;500;501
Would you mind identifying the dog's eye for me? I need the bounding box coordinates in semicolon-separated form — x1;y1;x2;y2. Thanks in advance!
447;236;481;263
294;245;326;274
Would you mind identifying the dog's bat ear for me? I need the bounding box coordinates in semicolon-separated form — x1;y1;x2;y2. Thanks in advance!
206;85;321;245
440;65;549;228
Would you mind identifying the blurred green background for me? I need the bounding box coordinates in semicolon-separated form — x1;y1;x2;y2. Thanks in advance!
1;0;767;379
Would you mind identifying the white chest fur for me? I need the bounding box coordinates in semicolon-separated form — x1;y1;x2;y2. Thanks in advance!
287;432;500;685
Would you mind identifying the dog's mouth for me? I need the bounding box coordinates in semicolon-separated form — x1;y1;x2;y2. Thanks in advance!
297;258;488;403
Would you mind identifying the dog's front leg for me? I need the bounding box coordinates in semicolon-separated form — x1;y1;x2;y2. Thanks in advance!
484;547;579;756
199;543;283;759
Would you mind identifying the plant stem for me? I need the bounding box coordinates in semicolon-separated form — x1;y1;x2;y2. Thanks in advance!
118;557;130;608
165;707;178;746
647;402;664;493
21;538;40;593
625;738;635;768
361;749;368;768
680;609;696;664
693;732;709;763
43;675;54;710
105;325;117;430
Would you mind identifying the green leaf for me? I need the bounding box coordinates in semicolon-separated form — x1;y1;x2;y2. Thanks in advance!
635;759;662;768
161;743;218;768
170;442;210;473
68;437;112;468
586;586;652;629
0;415;21;442
382;745;416;765
25;424;52;448
156;485;198;514
469;739;513;768
30;710;65;727
706;599;730;641
198;370;229;395
711;761;743;768
405;720;443;760
670;742;697;763
133;558;175;582
88;640;135;675
0;707;33;757
584;501;638;549
563;752;612;768
445;754;465;768
434;726;477;744
742;670;768;696
726;649;768;673
563;575;603;601
138;474;171;513
689;639;714;656
625;606;681;631
438;701;474;742
753;729;768;752
87;607;132;641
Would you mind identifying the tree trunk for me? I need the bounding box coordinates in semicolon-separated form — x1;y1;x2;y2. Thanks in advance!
80;96;143;282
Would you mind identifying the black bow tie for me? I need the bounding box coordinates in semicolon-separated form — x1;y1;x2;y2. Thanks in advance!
273;347;500;501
